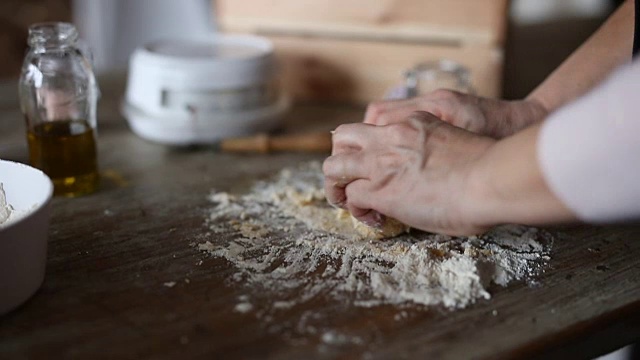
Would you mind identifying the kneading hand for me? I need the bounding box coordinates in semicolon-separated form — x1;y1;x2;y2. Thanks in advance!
323;111;496;236
364;89;548;138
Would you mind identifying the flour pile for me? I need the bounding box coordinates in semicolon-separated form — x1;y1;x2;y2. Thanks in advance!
196;162;552;310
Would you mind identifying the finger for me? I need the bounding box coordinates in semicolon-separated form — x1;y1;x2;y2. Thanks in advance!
322;153;369;207
331;140;359;157
364;99;419;125
350;207;384;229
364;100;400;124
364;99;415;123
323;153;369;181
424;88;464;102
331;123;380;155
324;179;347;209
407;110;474;140
344;179;384;228
407;110;441;123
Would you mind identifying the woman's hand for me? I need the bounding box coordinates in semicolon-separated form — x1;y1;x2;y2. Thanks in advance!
323;111;496;236
364;89;548;139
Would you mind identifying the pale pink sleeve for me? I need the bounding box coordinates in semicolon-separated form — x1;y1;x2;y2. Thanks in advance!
538;60;640;223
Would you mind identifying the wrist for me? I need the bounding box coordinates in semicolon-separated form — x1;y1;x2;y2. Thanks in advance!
462;124;576;230
461;147;502;231
484;99;549;138
519;96;550;125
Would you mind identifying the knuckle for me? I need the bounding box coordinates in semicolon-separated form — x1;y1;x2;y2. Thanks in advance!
376;152;399;169
322;155;339;176
409;111;440;126
431;88;459;100
408;110;431;121
387;122;415;142
366;101;385;116
333;123;350;134
331;124;355;144
385;123;404;142
376;113;392;126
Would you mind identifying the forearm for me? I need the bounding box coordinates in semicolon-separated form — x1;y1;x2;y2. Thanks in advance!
466;123;576;228
470;58;640;228
526;0;634;114
480;98;549;138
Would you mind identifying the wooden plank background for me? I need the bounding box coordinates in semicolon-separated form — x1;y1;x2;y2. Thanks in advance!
216;0;509;46
215;0;508;103
0;0;71;80
271;36;503;103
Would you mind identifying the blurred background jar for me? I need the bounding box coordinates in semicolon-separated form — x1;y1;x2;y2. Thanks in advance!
19;22;99;197
385;60;475;100
405;60;476;98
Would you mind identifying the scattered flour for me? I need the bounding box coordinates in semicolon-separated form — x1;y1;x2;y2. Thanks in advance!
235;302;254;313
196;162;553;311
321;330;363;346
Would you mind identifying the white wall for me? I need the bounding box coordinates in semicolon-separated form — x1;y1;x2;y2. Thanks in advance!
72;0;214;73
511;0;612;25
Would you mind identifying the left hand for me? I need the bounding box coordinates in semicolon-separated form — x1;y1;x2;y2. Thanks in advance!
323;111;496;236
364;89;548;139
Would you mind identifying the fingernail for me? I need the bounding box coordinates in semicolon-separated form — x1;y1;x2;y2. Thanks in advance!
375;211;384;222
362;213;385;229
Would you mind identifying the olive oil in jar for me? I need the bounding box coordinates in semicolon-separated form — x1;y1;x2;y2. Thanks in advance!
19;23;100;197
27;119;99;197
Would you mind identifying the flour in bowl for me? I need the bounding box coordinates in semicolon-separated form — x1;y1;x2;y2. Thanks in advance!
0;183;13;225
0;183;28;228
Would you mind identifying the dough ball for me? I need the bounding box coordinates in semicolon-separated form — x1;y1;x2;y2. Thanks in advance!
335;209;409;239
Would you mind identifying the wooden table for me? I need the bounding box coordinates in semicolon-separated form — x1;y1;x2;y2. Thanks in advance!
1;83;640;359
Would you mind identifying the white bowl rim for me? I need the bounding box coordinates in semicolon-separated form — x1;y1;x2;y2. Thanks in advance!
0;159;53;231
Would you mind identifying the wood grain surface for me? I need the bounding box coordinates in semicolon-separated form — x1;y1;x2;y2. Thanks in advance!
216;0;509;46
1;84;640;359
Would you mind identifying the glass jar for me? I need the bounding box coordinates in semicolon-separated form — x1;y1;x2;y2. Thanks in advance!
404;60;475;97
19;22;99;197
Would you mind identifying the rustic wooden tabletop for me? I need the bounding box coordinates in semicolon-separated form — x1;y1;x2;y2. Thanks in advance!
1;82;640;360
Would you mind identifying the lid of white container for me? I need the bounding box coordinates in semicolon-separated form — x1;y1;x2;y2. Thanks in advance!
127;34;275;91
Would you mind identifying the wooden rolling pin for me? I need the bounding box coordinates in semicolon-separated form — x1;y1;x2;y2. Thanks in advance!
219;131;333;154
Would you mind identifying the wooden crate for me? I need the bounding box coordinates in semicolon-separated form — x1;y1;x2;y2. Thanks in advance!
215;0;508;103
271;35;503;103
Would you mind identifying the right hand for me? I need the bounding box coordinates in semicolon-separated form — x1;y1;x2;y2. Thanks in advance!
323;111;497;236
364;89;548;138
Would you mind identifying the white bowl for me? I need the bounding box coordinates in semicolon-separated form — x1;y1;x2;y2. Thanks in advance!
0;160;53;315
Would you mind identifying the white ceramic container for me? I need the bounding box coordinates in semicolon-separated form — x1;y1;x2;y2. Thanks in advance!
122;34;289;145
0;160;53;315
